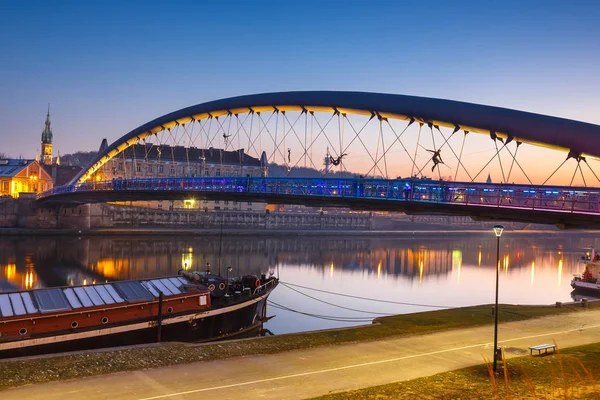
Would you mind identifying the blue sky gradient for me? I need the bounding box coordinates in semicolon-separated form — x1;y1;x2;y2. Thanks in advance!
1;0;599;158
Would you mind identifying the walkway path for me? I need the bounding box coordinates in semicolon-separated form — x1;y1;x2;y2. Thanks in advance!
4;309;600;400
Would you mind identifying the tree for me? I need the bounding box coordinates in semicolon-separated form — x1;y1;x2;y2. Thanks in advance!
60;151;97;167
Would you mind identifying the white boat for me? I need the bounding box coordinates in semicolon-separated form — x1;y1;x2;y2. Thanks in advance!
571;248;600;294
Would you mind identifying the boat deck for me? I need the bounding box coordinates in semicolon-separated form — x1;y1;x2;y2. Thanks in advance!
0;277;195;319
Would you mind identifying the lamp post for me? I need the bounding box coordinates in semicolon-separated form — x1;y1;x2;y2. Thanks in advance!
492;224;505;373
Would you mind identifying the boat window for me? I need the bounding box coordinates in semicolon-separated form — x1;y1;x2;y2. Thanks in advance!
104;285;125;303
0;294;14;317
94;285;116;304
159;278;181;295
34;289;71;313
176;276;188;286
9;293;26;316
73;287;94;308
148;280;173;296
113;281;153;302
168;277;185;291
20;292;38;314
83;286;105;306
63;288;83;308
141;281;160;297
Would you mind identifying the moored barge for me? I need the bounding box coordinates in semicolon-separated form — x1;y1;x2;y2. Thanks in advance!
571;247;600;295
0;270;278;358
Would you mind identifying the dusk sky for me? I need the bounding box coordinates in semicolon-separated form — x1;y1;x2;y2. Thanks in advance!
1;0;600;165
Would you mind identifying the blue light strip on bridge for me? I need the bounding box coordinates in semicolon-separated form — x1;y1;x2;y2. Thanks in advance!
37;177;600;215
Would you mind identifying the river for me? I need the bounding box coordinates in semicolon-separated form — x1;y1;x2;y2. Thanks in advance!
0;231;597;335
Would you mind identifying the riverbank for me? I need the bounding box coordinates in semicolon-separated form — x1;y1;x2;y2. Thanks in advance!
3;303;600;399
0;226;578;237
311;341;600;399
0;302;595;391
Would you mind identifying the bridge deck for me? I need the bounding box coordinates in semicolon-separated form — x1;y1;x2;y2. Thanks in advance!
37;177;600;228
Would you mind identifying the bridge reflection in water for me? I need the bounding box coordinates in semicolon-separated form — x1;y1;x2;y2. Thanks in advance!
0;233;595;333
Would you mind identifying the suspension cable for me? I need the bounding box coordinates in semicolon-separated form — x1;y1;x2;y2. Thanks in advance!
454;131;468;181
569;161;579;186
429;124;441;180
380;118;388;178
410;123;423;177
543;158;569;186
578;161;587;187
583;159;600;184
502;142;533;185
493;138;507;183
471;142;507;182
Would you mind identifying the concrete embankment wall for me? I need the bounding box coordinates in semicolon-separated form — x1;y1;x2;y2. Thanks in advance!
0;197;548;231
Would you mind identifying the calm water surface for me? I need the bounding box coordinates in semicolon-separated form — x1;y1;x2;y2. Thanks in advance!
0;232;597;334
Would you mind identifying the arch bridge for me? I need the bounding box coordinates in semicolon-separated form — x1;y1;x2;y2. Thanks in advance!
38;91;600;228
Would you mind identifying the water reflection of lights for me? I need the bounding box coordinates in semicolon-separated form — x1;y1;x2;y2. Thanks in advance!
452;250;462;283
377;261;382;279
531;261;535;285
419;260;423;283
503;255;509;273
182;247;194;271
478;251;482;267
4;263;16;280
558;259;563;287
24;270;34;289
330;262;334;279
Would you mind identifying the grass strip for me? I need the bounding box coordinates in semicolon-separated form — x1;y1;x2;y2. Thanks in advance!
0;302;593;390
310;341;600;400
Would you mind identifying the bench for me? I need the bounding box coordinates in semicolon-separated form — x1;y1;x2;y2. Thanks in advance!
529;344;556;356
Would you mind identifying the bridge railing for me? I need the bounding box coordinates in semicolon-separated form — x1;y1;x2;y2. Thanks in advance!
37;177;600;214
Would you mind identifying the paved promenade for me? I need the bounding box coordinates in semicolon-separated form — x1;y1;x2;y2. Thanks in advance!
4;309;600;400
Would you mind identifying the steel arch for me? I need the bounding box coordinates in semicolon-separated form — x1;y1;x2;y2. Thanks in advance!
73;91;600;184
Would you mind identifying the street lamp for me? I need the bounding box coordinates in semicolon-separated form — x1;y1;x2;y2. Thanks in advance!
492;224;504;373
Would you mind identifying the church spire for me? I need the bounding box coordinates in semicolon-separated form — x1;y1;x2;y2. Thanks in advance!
41;105;54;165
42;104;53;144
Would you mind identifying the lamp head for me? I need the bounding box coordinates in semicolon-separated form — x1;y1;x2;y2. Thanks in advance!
493;224;505;237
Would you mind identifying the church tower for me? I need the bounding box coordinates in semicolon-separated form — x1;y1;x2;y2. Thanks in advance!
41;105;53;165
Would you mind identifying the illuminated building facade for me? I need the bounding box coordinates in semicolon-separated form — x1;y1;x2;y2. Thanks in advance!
0;159;53;197
93;144;268;211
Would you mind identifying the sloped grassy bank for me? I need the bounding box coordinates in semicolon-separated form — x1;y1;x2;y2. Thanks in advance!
0;302;592;390
311;341;600;400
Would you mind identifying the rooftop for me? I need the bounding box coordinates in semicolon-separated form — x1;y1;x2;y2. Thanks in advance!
0;159;35;178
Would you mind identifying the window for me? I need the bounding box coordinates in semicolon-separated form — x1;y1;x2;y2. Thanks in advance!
118;163;123;171
136;164;141;172
214;200;220;204
170;166;175;175
215;169;221;177
224;200;229;205
159;165;164;173
2;181;9;192
247;202;252;206
147;165;153;173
